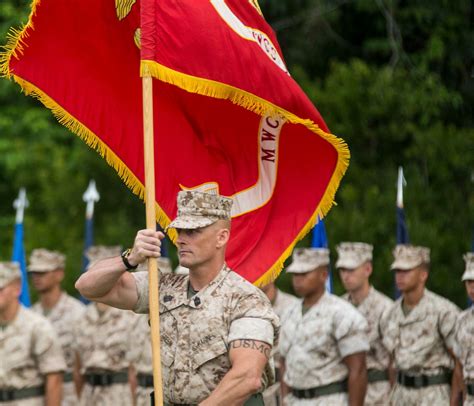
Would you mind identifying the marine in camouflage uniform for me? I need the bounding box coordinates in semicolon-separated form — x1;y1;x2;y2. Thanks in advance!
337;242;393;405
74;246;135;406
381;244;461;406
128;258;172;406
280;248;369;406
29;249;85;405
454;253;474;406
0;261;66;406
260;282;298;406
76;191;279;406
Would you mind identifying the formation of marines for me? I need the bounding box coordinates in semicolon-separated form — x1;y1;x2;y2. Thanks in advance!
0;190;472;405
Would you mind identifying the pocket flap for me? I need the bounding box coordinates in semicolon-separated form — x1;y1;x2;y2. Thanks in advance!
193;337;228;369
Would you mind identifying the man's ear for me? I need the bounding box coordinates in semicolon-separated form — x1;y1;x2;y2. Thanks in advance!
364;262;373;277
216;227;230;248
54;269;65;283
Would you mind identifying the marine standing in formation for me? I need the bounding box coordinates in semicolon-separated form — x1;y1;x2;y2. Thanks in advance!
261;282;298;406
29;249;85;405
336;242;394;405
76;191;279;405
454;252;474;405
73;246;136;406
381;244;462;405
0;261;66;406
279;247;369;405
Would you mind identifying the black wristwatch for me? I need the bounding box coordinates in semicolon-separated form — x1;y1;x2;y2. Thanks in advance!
121;248;138;270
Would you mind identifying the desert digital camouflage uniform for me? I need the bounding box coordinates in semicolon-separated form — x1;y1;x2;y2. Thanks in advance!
343;287;393;405
0;261;67;405
337;242;393;404
453;253;474;406
29;248;85;405
74;303;136;406
33;293;85;405
1;307;67;406
262;288;298;406
128;258;172;406
382;289;459;405
454;306;474;406
128;314;153;406
382;244;460;405
132;264;279;405
272;288;299;321
280;292;369;406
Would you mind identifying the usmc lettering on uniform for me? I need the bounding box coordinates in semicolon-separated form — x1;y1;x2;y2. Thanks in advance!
230;339;272;359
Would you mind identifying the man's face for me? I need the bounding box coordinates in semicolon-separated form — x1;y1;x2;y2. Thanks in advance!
176;221;228;269
339;262;371;292
395;265;427;293
291;266;328;298
465;280;474;302
30;269;63;293
0;280;21;311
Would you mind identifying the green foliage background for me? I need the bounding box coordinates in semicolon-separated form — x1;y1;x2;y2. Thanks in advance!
1;0;473;306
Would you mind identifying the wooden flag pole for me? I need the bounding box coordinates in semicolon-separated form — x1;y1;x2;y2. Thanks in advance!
142;73;164;406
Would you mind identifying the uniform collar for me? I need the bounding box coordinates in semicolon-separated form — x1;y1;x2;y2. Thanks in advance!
160;264;231;312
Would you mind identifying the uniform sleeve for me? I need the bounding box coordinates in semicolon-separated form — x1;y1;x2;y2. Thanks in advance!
132;271;149;313
228;292;279;347
452;313;463;359
334;306;369;358
33;318;67;375
438;302;460;350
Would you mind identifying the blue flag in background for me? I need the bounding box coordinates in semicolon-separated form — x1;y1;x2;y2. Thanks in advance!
12;222;31;307
312;217;332;292
397;206;410;245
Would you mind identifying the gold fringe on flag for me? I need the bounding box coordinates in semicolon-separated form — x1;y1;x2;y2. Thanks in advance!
0;2;349;285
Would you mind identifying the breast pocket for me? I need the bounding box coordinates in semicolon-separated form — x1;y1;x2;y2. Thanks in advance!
400;315;438;354
193;337;228;370
191;336;229;393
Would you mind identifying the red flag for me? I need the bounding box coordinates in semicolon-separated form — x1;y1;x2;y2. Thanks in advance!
1;0;349;285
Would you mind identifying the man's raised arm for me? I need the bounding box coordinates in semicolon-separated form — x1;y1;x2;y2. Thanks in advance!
75;229;163;309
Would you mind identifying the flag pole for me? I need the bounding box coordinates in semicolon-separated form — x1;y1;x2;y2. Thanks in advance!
142;73;164;406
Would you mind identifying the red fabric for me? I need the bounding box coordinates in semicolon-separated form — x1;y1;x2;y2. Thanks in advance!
7;0;346;283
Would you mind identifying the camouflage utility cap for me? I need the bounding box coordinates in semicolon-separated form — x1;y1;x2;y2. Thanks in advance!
287;247;330;273
28;248;66;272
336;242;373;269
85;245;122;264
167;191;233;230
390;244;430;271
0;261;22;288
461;252;474;281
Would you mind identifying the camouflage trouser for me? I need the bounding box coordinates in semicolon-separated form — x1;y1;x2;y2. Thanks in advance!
365;381;391;405
136;386;153;406
79;383;133;406
283;392;347;405
262;382;281;406
62;381;79;406
389;383;450;406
